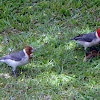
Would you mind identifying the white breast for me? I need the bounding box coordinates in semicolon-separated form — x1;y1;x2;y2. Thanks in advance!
2;49;29;68
78;38;100;48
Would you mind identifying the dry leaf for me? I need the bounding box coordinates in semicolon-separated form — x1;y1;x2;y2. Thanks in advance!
83;50;98;62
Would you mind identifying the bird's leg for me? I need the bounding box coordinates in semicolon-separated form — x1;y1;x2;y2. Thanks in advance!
84;47;88;53
85;49;88;53
12;67;16;77
13;70;16;77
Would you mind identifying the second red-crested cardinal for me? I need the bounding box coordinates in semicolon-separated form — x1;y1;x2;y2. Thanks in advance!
0;45;35;77
68;29;100;51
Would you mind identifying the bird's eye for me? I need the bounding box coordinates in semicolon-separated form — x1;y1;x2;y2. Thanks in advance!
29;49;31;51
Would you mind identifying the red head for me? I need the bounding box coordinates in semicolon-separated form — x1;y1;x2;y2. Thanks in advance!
24;45;34;58
96;29;100;37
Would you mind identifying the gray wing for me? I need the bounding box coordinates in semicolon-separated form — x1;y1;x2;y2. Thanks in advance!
72;32;96;42
0;50;25;61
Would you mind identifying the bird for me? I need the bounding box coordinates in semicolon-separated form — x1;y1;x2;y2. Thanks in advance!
68;29;100;51
0;45;35;77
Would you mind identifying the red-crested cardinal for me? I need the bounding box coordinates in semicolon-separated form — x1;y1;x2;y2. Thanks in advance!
0;45;35;77
68;29;100;51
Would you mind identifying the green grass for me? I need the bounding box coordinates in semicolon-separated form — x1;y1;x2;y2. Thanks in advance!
0;0;100;99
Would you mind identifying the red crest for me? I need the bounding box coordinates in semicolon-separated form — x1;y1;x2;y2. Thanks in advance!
96;29;100;37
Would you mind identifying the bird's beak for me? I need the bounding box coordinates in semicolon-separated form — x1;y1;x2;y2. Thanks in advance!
31;48;36;52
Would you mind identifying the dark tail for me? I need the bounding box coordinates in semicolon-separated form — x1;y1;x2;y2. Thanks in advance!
0;58;4;61
66;38;75;41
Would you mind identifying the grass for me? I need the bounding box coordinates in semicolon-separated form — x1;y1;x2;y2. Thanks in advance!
0;0;100;99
